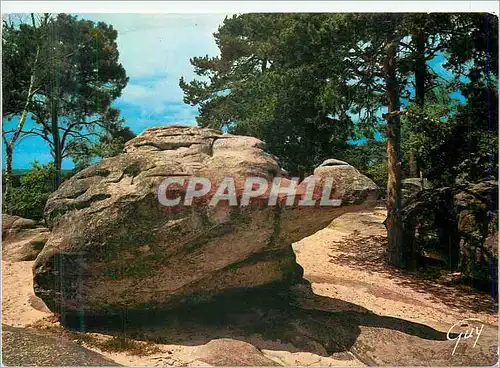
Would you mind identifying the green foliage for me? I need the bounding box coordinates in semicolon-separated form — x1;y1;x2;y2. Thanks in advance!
94;124;136;159
67;124;136;172
365;162;389;191
98;335;160;356
181;13;498;179
180;13;365;175
342;139;388;190
93;137;128;158
4;162;56;220
402;72;498;187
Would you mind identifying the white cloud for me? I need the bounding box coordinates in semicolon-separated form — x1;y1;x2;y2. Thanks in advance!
78;13;226;79
122;102;199;132
119;79;172;108
76;13;227;129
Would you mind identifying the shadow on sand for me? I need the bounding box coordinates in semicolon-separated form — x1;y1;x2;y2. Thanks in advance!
327;230;498;315
61;280;453;360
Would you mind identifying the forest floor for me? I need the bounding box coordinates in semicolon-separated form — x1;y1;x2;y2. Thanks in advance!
2;206;498;366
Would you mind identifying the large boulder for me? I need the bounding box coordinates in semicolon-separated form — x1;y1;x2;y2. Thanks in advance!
402;180;498;287
454;181;498;285
402;177;431;202
194;339;280;366
3;214;37;238
33;126;377;319
2;214;50;262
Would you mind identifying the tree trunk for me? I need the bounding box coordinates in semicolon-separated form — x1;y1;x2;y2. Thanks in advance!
413;28;426;109
51;101;62;189
409;152;417;178
3;45;40;211
49;19;62;189
4;145;14;214
384;39;405;269
410;26;426;178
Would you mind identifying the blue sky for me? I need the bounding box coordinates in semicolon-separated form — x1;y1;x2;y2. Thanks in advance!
2;14;466;169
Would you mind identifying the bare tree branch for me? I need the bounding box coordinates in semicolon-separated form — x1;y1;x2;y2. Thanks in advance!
21;129;54;147
60;119;103;148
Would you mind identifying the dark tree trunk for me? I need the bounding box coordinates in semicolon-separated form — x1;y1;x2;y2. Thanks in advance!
413;28;426;109
262;58;267;72
4;145;14;214
51;99;62;189
410;26;427;178
384;39;405;269
409;151;418;178
49;17;62;189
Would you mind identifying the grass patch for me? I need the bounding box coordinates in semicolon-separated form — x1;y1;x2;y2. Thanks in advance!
29;318;161;357
98;335;161;356
30;240;47;250
68;331;161;357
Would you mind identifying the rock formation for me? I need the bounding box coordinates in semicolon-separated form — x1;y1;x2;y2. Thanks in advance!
2;215;50;262
2;325;120;366
33;126;377;320
402;180;498;286
402;178;431;201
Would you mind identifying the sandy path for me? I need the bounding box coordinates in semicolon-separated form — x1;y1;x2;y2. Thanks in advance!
293;207;498;330
1;260;52;327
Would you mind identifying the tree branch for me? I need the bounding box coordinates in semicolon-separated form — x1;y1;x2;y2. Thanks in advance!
425;45;444;60
62;134;95;156
2;132;9;147
399;41;416;52
21;129;54;147
60;119;104;148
